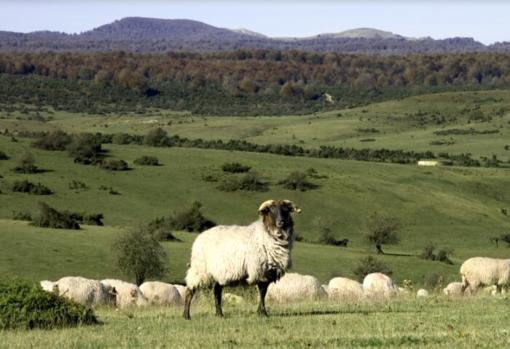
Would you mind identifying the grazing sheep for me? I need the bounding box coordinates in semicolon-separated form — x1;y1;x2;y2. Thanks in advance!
266;273;326;303
443;282;464;297
55;276;116;306
321;284;329;294
101;279;148;308
183;199;300;319
139;281;182;306
328;277;364;302
362;273;398;298
416;289;429;298
173;284;187;300
460;257;510;294
40;280;58;293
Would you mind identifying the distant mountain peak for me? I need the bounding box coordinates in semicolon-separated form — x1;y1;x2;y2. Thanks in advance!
233;28;267;38
320;27;405;40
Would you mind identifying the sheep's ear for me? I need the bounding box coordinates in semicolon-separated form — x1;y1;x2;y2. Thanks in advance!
109;286;118;295
283;200;301;213
258;200;275;215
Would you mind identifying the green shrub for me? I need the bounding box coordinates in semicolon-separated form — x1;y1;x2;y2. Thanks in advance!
424;272;445;289
100;159;129;171
146;218;178;241
420;243;453;264
67;134;103;164
0;280;97;330
70;212;104;226
12;152;40;174
12;180;53;195
134;155;160;166
32;130;72;151
217;172;268;192
32;202;80;230
352;256;393;282
12;210;32;221
420;243;436;261
0;150;8;160
278;171;318;191
113;228;167;285
167;201;216;233
221;162;251;173
68;180;89;192
364;213;401;254
144;128;170;147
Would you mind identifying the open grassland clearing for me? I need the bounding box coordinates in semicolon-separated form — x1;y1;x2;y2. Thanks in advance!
1;297;510;349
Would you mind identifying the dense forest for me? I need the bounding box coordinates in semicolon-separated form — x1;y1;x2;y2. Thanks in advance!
1;51;510;115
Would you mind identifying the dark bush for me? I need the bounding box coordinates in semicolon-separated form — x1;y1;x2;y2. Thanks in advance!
69;212;104;226
436;248;454;264
144;128;170;147
0;280;97;330
68;180;88;192
67;134;103;164
146;218;178;241
32;130;72;151
0;150;8;160
352;256;393;282
500;233;510;247
167;201;216;233
12;210;32;221
420;243;436;261
32;202;80;230
279;171;318;191
12;180;53;195
217;172;268;192
420;243;453;264
221;162;251;173
134;155;159;166
12;153;39;174
100;159;129;171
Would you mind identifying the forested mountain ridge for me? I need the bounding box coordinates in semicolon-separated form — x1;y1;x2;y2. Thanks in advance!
0;17;507;54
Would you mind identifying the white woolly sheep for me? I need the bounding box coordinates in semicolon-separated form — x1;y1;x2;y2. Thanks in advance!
362;273;398;298
101;279;148;308
416;289;429;298
55;276;116;306
139;281;182;306
443;282;464;297
266;273;326;303
460;257;510;294
40;280;58;293
328;277;364;302
223;293;245;304
183;199;301;319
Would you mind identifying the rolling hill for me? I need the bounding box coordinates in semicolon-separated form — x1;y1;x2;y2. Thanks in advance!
0;16;505;53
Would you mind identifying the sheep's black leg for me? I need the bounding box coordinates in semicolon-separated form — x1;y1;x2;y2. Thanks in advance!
257;282;270;317
183;287;194;320
214;283;224;317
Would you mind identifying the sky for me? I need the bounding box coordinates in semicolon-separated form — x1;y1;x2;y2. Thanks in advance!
0;1;508;44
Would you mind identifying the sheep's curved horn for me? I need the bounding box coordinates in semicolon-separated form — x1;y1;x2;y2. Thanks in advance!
283;200;301;213
258;200;275;214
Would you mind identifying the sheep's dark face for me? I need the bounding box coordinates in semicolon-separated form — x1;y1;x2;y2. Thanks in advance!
259;200;300;240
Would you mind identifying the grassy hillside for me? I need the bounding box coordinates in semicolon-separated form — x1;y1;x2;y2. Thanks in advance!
1;131;509;285
5;90;507;161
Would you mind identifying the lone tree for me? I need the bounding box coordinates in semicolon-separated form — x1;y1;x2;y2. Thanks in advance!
364;212;400;254
113;227;167;285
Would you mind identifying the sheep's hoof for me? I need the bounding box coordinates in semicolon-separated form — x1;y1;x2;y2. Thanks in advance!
183;313;191;320
215;312;224;318
257;309;268;317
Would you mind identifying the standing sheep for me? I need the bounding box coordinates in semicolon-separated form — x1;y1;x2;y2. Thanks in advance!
101;279;148;308
266;273;326;303
328;277;364;302
362;273;398;298
55;276;116;307
460;257;510;294
183;199;300;319
139;281;182;306
443;282;464;297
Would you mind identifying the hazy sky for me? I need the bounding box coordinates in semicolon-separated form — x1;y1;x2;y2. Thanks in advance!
0;1;508;44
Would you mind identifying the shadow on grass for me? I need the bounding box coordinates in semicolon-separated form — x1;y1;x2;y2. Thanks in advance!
271;308;417;318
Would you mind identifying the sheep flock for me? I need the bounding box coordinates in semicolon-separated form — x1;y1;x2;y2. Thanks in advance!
38;200;509;319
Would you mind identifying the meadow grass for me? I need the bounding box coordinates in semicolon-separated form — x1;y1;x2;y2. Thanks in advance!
1;296;509;348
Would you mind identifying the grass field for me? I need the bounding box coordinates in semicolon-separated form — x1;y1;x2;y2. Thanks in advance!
3;90;508;160
1;89;510;348
1;297;510;348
